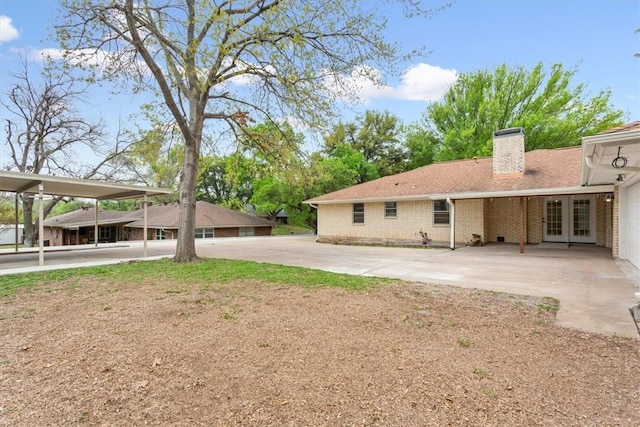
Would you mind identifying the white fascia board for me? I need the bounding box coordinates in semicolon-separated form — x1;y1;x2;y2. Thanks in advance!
305;185;616;205
430;185;615;200
582;129;640;147
581;130;640;185
305;194;434;205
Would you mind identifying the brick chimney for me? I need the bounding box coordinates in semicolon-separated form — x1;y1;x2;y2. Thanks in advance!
492;127;525;177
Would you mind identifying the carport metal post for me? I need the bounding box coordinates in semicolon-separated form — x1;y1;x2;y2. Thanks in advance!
95;202;99;247
14;194;19;253
143;194;148;257
38;183;44;266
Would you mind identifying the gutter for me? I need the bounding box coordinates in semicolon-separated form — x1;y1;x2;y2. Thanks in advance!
585;156;640;173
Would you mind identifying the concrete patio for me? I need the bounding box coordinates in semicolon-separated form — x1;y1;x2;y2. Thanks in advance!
1;235;639;338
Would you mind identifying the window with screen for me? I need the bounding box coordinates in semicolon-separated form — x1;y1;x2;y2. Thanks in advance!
353;203;364;224
433;200;450;224
385;202;397;218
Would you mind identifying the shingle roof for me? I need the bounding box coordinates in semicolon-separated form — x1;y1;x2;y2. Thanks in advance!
43;208;139;227
126;201;275;228
596;121;640;135
306;146;583;203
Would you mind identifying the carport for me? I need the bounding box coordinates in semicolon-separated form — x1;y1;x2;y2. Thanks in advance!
0;170;172;266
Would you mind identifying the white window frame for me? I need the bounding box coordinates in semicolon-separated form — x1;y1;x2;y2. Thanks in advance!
433;200;450;225
384;202;397;218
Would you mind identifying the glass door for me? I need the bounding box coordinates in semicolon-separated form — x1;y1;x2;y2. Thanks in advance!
543;196;596;243
543;197;568;242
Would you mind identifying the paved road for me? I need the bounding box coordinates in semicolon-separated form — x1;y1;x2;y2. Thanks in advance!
2;235;639;338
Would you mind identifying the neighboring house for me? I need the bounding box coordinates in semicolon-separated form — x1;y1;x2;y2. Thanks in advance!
0;224;24;245
125;201;275;240
42;207;139;246
305;123;640;269
43;201;275;245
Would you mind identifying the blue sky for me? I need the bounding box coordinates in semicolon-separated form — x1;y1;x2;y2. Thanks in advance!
0;0;639;164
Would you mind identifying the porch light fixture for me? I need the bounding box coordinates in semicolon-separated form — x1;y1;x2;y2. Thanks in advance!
605;193;613;202
616;174;625;182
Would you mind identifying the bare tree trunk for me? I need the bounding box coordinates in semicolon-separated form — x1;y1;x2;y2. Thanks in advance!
174;140;199;262
22;196;36;247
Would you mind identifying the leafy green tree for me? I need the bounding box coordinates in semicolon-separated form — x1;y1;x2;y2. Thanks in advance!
0;196;20;224
57;0;431;262
403;124;437;170
197;154;255;210
423;63;625;161
323;110;408;178
49;200;93;217
118;122;183;200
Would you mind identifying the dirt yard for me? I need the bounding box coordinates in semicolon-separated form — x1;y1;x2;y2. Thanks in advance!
1;277;639;426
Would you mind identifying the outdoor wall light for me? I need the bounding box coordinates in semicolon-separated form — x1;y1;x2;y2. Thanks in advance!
616;174;625;182
605;193;613;202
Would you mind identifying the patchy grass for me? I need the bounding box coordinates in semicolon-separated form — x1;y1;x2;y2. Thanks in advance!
0;258;396;298
271;225;314;235
538;297;560;314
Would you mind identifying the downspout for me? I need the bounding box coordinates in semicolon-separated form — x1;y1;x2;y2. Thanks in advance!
447;197;455;250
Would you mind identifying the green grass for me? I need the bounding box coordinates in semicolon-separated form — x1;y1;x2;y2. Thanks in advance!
271;225;314;236
0;258;395;298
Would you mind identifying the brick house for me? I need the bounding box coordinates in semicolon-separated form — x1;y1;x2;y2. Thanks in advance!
43;201;274;245
305;124;640;268
124;201;275;240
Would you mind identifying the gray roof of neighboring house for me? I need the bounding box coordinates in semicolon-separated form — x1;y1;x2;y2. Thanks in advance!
43;208;140;228
43;201;275;230
125;201;275;229
306;146;584;204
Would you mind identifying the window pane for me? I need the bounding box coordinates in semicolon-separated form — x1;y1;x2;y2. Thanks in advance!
385;202;397;218
573;200;591;237
433;200;450;224
353;203;364;224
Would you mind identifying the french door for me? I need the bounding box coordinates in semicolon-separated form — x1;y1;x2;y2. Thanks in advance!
543;196;595;244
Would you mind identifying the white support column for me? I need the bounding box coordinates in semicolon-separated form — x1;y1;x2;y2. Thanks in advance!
94;201;99;247
14;194;19;252
143;195;148;257
38;184;44;266
447;198;456;250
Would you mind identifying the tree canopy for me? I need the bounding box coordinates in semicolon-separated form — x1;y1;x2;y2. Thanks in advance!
422;62;625;161
56;0;432;261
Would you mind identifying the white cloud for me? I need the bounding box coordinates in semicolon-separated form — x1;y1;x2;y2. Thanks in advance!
0;15;20;42
332;63;458;104
392;63;458;101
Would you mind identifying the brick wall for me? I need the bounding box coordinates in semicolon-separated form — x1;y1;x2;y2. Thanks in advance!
485;197;523;243
527;198;542;243
215;228;239;238
254;227;272;236
316;199;485;246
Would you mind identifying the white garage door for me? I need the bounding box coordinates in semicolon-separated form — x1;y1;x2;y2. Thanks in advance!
624;182;640;269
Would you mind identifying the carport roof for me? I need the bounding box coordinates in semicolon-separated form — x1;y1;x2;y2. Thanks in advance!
0;171;173;200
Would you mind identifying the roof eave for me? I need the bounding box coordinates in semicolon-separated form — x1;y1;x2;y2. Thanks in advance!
306;185;615;205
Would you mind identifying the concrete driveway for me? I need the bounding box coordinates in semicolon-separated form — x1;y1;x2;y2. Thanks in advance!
2;235;639;338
